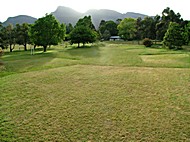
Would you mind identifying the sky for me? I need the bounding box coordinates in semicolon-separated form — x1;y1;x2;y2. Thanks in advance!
0;0;189;22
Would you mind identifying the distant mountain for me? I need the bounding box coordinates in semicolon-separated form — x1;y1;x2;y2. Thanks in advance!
84;9;124;28
2;6;148;28
52;6;148;28
52;6;83;26
2;15;37;26
124;12;147;19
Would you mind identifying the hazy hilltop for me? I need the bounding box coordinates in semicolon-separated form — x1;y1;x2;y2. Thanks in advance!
2;6;148;28
2;15;37;26
52;6;147;28
84;9;124;28
52;6;83;25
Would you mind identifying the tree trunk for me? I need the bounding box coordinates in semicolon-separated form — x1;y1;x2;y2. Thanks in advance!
34;45;36;50
24;44;27;51
43;45;47;52
10;44;12;52
78;43;80;48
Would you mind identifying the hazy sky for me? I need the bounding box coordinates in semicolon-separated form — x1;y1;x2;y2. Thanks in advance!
0;0;189;22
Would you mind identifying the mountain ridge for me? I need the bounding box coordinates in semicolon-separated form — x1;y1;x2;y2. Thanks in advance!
2;15;37;26
2;6;148;28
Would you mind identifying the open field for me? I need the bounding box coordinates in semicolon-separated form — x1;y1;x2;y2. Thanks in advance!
0;42;190;141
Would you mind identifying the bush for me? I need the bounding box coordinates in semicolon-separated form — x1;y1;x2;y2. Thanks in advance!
143;38;153;47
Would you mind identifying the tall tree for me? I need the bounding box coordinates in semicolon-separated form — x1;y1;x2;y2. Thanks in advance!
135;17;142;43
70;16;97;47
75;16;96;30
3;24;16;52
15;23;30;51
30;14;66;52
140;16;158;39
66;23;73;34
98;20;118;40
156;7;183;40
102;30;111;40
163;22;186;49
183;21;190;44
65;23;74;41
117;18;137;40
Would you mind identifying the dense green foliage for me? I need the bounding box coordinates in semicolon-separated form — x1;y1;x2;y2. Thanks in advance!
163;22;187;49
30;14;66;52
1;7;190;52
98;20;118;40
15;23;30;51
117;18;137;40
0;23;30;52
139;16;160;39
156;7;184;40
70;16;97;47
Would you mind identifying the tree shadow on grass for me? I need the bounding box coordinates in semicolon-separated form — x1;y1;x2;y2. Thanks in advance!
64;45;101;58
0;50;56;78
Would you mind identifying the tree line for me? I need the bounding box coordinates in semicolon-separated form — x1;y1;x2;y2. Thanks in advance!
0;14;66;52
97;7;190;49
0;7;190;53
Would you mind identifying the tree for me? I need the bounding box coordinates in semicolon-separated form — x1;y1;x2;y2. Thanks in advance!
30;14;66;52
66;23;74;34
3;24;16;52
75;16;96;30
140;16;158;39
98;20;118;40
156;7;183;40
102;30;111;40
65;23;74;41
135;17;142;43
117;18;137;40
183;21;190;45
15;23;30;51
70;16;97;47
70;26;97;47
163;22;186;49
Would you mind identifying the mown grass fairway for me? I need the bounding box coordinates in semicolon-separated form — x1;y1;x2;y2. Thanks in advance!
0;42;190;141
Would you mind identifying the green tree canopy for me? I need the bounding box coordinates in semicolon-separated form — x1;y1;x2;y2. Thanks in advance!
66;23;74;34
156;7;183;40
70;16;97;47
140;16;158;39
1;24;16;52
98;20;118;40
75;16;96;30
184;21;190;44
163;22;186;49
15;23;30;51
117;18;137;40
30;14;66;52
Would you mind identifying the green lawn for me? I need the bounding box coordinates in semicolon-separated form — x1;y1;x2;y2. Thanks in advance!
0;42;190;141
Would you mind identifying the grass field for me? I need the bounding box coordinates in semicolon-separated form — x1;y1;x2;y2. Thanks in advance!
0;42;190;141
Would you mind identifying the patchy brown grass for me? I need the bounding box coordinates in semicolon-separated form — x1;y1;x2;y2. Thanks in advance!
0;43;190;141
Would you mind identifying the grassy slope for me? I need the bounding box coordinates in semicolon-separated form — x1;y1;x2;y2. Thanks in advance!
0;43;190;141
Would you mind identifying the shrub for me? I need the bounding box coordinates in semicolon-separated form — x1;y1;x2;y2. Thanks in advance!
143;38;153;47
